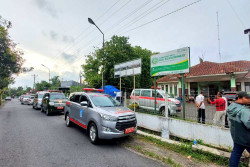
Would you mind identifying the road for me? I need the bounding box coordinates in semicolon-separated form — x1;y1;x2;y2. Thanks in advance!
0;99;167;167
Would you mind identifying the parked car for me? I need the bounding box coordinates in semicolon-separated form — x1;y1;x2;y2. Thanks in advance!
5;96;11;101
28;96;35;105
64;88;137;144
20;95;24;102
41;92;67;115
33;91;48;109
21;94;31;105
130;89;181;116
222;91;238;106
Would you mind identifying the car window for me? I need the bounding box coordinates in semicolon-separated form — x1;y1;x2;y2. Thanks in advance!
141;90;151;97
134;90;140;96
89;95;120;107
74;95;81;103
152;91;163;98
50;93;66;100
70;95;74;101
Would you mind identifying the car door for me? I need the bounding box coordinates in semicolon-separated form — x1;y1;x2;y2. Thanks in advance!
78;95;90;126
140;90;152;109
71;94;81;121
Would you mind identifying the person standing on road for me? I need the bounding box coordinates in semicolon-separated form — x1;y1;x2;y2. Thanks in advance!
208;92;226;126
227;91;250;167
195;92;205;124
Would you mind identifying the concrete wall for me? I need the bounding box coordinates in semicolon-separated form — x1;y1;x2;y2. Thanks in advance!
135;112;233;148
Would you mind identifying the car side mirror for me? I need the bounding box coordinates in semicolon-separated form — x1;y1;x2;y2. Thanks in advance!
80;101;88;106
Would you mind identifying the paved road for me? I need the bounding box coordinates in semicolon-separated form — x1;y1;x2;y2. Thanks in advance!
0;99;166;167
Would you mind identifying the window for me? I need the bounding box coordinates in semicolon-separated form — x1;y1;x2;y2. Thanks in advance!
50;93;65;100
152;91;163;98
141;90;151;97
74;95;81;103
70;94;74;101
245;82;250;93
79;95;88;102
89;95;120;107
134;90;140;96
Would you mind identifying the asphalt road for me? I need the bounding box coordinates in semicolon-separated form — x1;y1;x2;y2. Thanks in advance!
0;99;167;167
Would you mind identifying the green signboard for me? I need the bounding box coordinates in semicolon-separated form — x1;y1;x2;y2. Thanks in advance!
150;47;190;76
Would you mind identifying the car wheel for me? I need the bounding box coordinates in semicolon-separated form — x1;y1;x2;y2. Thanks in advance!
66;114;72;127
46;108;50;116
89;123;99;144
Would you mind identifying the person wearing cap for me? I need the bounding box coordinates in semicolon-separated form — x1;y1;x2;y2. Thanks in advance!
195;92;205;124
227;91;250;167
208;92;226;126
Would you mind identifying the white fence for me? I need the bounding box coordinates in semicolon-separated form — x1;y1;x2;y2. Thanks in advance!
135;112;233;148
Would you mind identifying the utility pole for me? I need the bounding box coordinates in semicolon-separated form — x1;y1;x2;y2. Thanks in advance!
244;29;250;49
79;71;82;86
216;11;221;62
31;74;38;92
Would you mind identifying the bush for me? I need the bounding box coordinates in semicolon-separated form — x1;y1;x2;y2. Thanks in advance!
129;103;139;110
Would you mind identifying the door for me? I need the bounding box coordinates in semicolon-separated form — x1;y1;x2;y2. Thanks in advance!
140;90;152;109
78;95;90;126
71;94;81;120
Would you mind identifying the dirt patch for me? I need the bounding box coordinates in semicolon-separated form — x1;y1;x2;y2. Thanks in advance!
123;135;225;167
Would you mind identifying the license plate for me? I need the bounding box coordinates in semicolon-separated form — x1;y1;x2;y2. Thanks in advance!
125;127;135;134
57;106;64;109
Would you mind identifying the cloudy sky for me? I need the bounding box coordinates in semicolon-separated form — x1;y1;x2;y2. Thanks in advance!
1;0;249;88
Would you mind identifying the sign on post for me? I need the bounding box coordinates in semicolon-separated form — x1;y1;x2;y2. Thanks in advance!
150;47;190;76
114;59;141;78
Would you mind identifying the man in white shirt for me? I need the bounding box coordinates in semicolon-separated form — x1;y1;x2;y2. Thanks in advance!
195;92;205;124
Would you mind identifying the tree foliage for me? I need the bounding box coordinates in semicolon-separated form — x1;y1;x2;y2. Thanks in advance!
0;16;24;105
82;35;155;90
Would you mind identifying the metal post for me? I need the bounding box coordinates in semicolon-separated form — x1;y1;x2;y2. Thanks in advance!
134;75;135;112
165;91;168;118
49;69;50;84
102;71;104;89
120;77;121;104
154;77;157;114
182;74;185;120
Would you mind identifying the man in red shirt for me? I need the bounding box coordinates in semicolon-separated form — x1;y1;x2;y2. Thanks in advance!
208;92;226;126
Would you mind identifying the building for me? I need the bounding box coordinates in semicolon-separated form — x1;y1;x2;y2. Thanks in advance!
157;60;250;97
60;80;79;88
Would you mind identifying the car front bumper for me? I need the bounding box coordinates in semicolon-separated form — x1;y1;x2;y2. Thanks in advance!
99;128;137;139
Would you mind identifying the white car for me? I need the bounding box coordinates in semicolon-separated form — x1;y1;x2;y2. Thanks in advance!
28;96;35;105
5;96;11;101
130;89;181;116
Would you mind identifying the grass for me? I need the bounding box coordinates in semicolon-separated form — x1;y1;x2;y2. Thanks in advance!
135;135;248;167
129;144;182;167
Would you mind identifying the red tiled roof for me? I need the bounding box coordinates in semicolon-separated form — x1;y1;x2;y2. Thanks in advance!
157;60;250;83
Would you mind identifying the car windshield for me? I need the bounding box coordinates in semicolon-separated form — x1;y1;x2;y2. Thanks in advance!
224;94;237;100
23;95;30;98
89;95;120;107
30;96;34;99
50;93;66;100
38;94;44;98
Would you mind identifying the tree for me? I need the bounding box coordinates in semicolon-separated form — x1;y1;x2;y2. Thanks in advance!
35;81;51;91
50;76;61;89
82;35;155;90
0;17;24;105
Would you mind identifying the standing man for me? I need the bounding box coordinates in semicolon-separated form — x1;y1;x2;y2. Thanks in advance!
227;92;250;167
195;92;205;124
221;92;229;128
208;92;226;126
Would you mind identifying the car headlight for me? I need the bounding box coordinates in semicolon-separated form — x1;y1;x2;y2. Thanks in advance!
49;102;54;106
99;113;117;122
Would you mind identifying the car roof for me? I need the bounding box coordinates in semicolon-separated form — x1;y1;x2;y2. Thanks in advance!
71;92;106;96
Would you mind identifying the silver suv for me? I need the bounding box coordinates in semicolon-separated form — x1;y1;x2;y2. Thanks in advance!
130;89;181;116
64;89;137;144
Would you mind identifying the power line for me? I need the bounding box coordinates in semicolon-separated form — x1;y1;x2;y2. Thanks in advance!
226;0;245;29
116;0;170;35
122;0;202;34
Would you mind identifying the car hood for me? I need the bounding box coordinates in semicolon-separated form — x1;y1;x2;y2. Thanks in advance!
97;106;134;117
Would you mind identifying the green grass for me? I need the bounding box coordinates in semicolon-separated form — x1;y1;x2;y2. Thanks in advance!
136;135;248;167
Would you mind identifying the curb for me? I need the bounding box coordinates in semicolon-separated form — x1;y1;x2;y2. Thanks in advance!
136;130;231;158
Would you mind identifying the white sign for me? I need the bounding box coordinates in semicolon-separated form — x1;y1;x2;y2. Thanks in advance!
114;59;141;78
151;47;190;76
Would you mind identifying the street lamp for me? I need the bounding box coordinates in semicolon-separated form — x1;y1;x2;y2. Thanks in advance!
88;18;104;48
244;29;250;48
88;17;105;89
41;64;50;83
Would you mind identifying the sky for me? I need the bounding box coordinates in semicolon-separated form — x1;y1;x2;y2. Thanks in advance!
0;0;249;88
